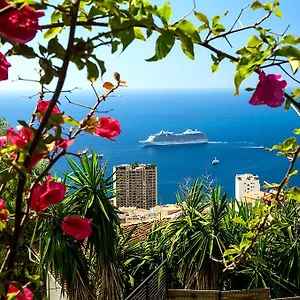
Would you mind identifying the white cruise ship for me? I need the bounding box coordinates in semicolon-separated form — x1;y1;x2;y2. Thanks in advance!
140;129;208;147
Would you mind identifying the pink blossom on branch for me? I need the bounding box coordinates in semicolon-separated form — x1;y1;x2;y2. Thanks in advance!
249;71;287;108
0;199;9;221
0;52;11;82
0;136;7;147
6;126;33;149
54;138;74;153
62;216;93;240
37;100;61;115
0;0;44;44
7;283;33;300
94;116;121;140
30;175;66;212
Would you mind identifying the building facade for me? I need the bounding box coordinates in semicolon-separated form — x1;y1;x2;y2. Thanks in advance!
113;164;157;209
235;173;260;201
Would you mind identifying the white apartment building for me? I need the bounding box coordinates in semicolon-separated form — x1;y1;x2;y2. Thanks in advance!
235;173;260;201
113;164;157;209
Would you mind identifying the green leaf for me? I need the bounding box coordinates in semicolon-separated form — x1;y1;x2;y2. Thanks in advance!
17;120;29;127
275;46;300;60
288;57;300;74
86;60;99;82
134;27;146;41
292;88;300;98
234;67;253;96
63;116;80;127
194;11;209;26
0;169;16;184
157;1;172;23
146;30;175;61
51;10;62;23
286;187;300;201
240;234;252;249
44;27;61;39
223;248;238;256
282;137;297;151
93;57;106;77
211;63;219;73
119;27;135;51
48;37;65;60
294;128;300;134
264;2;273;11
251;1;264;10
233;217;246;226
245;87;255;91
12;44;37;59
273;8;283;18
176;29;195;60
197;23;209;32
175;20;201;43
247;35;262;48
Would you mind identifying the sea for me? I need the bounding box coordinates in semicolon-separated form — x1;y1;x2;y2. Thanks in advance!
1;89;299;204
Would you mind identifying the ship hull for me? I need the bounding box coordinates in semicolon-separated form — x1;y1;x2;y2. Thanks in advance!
140;140;208;147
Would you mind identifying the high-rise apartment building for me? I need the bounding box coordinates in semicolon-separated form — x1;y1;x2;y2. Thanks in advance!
235;173;260;201
113;164;157;209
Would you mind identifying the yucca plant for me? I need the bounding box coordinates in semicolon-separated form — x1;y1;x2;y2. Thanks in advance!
157;179;230;289
36;152;123;300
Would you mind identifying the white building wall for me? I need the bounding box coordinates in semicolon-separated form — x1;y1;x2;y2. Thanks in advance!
47;273;67;300
235;173;260;201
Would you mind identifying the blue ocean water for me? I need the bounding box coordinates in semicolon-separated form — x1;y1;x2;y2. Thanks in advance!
1;89;299;203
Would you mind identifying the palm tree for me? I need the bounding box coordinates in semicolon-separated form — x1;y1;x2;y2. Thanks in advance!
36;152;123;299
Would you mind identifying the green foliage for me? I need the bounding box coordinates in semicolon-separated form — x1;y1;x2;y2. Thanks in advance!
37;152;122;299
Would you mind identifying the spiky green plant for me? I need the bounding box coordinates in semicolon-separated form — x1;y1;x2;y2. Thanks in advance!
36;152;123;300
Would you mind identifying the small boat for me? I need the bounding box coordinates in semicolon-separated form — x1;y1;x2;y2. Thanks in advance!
212;157;219;165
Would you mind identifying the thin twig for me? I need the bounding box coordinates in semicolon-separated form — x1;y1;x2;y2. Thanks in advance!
279;65;300;85
65;96;113;113
207;10;272;43
229;5;250;32
173;0;196;24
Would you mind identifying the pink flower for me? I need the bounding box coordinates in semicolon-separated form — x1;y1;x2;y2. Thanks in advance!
37;100;61;115
0;136;7;147
249;71;287;108
62;216;93;240
0;199;9;221
54;138;74;152
6;126;33;149
7;283;33;300
30;175;66;212
94;117;121;140
0;0;44;44
0;52;11;81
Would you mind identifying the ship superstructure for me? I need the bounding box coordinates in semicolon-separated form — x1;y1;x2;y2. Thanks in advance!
140;129;208;147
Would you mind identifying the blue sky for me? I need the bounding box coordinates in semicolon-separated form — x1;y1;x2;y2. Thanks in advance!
1;0;300;92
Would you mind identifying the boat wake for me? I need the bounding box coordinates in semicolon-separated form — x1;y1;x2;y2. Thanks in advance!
208;141;255;145
208;141;264;149
240;146;264;149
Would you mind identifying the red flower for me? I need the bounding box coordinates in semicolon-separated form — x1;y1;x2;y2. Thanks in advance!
0;136;7;147
30;175;66;212
62;216;93;240
0;52;11;81
37;100;61;115
7;283;33;300
6;126;33;148
249;71;287;108
94;117;121;140
0;0;44;44
0;199;9;221
54;138;74;153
